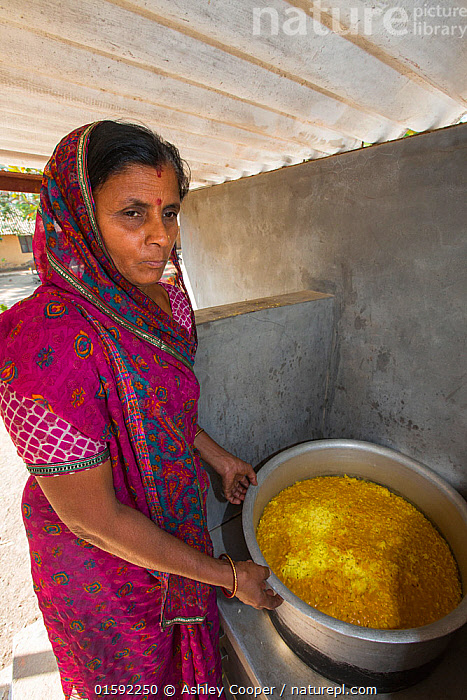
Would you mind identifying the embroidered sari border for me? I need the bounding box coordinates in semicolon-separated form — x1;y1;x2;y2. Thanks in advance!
77;124;103;250
160;612;206;630
26;447;110;476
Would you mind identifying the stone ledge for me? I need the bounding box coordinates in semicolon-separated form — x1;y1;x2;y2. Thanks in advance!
195;290;332;325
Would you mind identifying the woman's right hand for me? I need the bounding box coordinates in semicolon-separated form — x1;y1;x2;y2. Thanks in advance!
234;560;283;610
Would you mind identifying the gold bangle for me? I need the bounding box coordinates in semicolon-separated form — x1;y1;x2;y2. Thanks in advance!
194;427;205;440
219;553;238;599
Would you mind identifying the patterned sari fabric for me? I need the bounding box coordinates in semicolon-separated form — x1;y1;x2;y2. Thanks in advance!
0;124;222;699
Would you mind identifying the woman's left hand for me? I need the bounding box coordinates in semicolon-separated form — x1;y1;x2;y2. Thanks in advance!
218;455;257;504
193;429;257;504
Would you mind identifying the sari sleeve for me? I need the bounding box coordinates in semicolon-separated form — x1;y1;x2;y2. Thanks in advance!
159;282;192;333
0;383;109;477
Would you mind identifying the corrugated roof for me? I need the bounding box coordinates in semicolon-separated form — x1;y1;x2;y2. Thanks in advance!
1;0;466;189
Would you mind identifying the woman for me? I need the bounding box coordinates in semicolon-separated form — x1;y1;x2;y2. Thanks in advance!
0;121;282;700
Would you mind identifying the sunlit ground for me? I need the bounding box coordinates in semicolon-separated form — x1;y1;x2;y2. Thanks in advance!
0;270;40;309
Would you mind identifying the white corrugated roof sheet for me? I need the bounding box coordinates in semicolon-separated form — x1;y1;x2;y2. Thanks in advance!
1;0;466;188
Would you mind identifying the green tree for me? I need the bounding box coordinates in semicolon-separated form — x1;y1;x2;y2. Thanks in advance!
0;191;39;221
0;165;41;237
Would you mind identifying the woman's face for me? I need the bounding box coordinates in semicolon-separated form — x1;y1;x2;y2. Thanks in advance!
93;163;181;292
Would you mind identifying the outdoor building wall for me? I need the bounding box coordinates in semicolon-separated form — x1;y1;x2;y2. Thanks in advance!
182;123;467;495
0;235;32;270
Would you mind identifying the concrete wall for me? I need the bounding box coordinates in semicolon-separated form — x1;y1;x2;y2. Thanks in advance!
194;292;335;529
183;124;467;496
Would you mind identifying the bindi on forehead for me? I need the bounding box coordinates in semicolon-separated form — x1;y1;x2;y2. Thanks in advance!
156;198;162;205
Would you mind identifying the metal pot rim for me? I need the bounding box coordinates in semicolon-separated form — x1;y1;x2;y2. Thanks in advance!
242;439;467;644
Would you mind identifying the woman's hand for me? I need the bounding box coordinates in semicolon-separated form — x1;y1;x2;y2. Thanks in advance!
193;428;257;504
218;455;257;504
234;560;283;610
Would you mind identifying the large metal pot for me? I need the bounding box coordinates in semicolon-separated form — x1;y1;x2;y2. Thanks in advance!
242;440;467;692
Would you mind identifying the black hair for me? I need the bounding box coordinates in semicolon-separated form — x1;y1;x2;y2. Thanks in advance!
87;120;190;200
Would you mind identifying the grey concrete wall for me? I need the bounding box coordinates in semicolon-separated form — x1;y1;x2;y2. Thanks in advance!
183;124;467;495
194;292;335;529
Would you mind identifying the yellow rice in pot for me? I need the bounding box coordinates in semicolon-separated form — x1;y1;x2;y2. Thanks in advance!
256;475;462;629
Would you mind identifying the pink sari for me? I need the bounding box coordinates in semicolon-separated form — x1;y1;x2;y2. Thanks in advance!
0;124;223;699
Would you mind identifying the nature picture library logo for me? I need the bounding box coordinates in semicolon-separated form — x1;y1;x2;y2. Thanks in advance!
252;1;467;39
